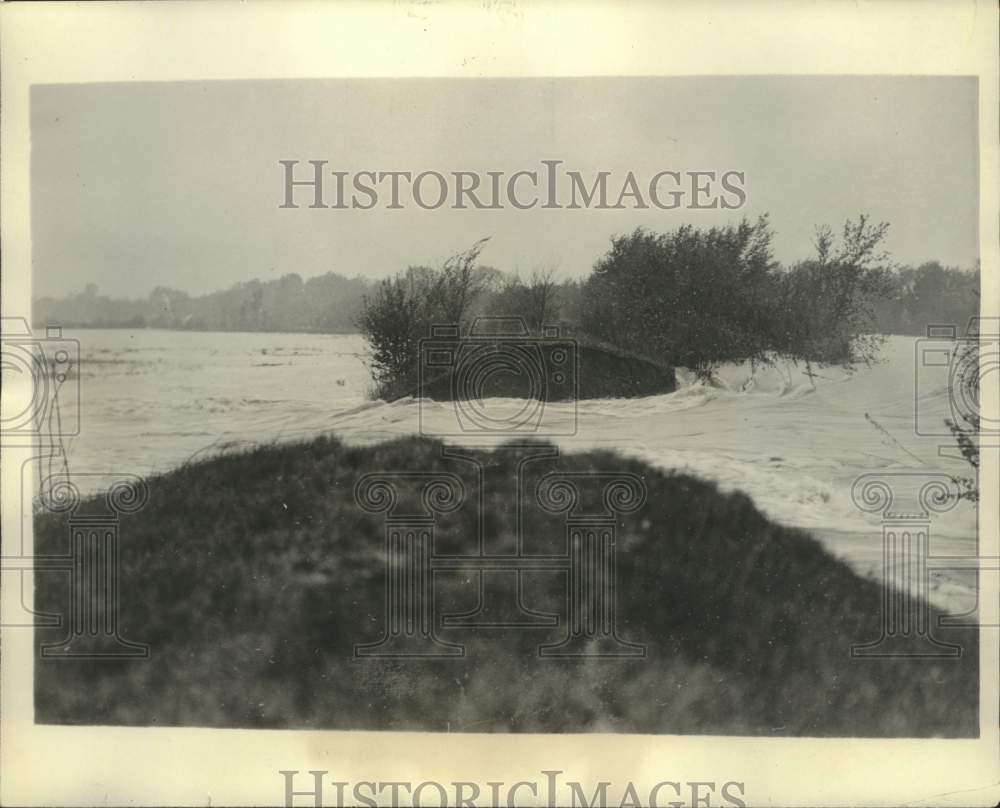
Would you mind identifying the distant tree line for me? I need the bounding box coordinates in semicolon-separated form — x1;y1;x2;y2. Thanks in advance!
33;272;369;334
35;222;978;370
871;260;980;336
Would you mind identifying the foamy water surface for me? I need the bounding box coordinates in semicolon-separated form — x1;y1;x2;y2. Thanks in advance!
32;329;980;611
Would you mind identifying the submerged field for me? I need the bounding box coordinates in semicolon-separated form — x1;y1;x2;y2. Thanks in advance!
34;434;978;736
53;329;979;613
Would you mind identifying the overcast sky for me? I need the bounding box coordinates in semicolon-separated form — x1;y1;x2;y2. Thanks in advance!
31;76;978;299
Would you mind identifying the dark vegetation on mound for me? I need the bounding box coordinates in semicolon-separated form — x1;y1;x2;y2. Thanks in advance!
359;216;982;399
395;342;676;403
35;435;977;735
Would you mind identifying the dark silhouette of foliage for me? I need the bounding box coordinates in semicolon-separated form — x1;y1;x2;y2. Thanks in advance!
356;239;490;395
946;333;981;503
772;215;894;371
34;435;978;735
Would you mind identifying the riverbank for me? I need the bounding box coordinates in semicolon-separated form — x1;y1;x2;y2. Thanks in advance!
46;330;979;617
34;434;978;735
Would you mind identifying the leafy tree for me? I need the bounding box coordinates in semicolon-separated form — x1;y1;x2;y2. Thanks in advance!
424;237;491;325
772;215;894;370
582;217;777;379
356;272;425;393
487;266;561;332
357;239;491;396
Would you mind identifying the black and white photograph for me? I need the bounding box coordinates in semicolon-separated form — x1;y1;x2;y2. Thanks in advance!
2;3;998;807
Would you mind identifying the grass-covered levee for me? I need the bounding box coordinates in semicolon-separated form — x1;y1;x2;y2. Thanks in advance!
34;435;977;736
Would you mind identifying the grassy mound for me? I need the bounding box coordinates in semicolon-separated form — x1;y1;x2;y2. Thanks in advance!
34;435;977;735
413;343;676;402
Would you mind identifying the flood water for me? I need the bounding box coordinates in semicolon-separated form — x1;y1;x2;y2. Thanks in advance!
27;327;980;612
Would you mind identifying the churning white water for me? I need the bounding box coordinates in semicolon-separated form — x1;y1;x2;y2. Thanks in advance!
36;328;979;612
